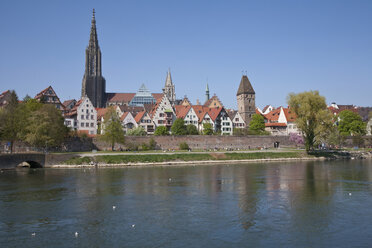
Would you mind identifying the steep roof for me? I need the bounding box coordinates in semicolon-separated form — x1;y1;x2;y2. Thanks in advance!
152;93;164;101
237;75;255;95
264;108;281;122
282;108;297;123
174;105;191;119
208;107;223;121
120;112;129;121
203;95;223;108
134;111;146;123
63;99;76;108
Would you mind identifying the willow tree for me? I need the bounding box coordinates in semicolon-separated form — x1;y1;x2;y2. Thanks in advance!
102;107;125;150
287;91;333;152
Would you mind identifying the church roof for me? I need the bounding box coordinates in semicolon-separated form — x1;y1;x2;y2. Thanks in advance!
165;69;173;86
106;93;136;103
237;75;255;95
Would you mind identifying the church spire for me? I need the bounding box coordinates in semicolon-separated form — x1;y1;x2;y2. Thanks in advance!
89;8;98;49
165;68;173;86
205;82;210;102
163;68;176;104
82;8;106;108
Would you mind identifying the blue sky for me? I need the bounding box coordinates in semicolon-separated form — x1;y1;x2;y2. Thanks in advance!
0;0;371;109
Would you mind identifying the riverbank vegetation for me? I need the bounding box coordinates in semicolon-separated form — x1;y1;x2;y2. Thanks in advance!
63;151;305;165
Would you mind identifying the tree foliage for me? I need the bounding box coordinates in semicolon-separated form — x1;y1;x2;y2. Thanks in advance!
249;114;265;133
338;110;366;136
203;123;213;135
102;107;125;150
287;91;333;152
171;118;187;135
24;104;68;150
154;126;169;136
0;91;23;153
126;126;147;136
186;124;199;135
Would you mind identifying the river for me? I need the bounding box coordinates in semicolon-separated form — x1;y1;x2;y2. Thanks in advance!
1;160;372;247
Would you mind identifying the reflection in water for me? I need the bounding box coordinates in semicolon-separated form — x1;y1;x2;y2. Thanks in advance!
1;160;372;247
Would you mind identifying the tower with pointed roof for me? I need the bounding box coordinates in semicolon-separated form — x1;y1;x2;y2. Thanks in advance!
237;75;256;126
205;83;210;103
81;9;106;108
162;69;176;104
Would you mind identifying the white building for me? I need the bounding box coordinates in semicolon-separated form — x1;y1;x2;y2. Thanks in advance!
76;97;97;135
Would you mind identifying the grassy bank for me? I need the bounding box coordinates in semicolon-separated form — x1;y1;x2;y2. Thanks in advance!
64;151;306;165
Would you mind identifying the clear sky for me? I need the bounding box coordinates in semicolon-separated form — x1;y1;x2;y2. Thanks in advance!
0;0;371;109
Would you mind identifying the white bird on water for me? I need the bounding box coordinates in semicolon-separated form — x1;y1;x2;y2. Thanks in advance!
132;224;135;228
113;206;116;210
349;193;352;196
169;178;172;181
31;233;36;237
75;232;79;237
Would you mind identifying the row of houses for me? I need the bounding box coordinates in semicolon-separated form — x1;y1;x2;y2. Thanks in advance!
62;93;240;135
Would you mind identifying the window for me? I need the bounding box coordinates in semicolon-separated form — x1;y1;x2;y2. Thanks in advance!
158;120;163;124
81;115;84;119
90;123;94;127
81;122;84;127
81;109;84;113
91;115;94;120
159;113;164;117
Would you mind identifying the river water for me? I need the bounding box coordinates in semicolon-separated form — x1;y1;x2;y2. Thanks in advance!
1;160;372;247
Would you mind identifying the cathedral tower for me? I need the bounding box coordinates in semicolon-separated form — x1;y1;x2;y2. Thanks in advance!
237;75;256;126
205;83;210;103
81;9;106;108
162;69;176;103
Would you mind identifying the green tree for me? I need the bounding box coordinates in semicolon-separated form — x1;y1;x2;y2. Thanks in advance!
186;124;199;135
338;110;366;136
171;118;187;135
287;91;333;152
203;123;213;135
102;107;125;150
249;114;265;134
126;126;147;136
0;91;23;153
154;126;169;136
24;104;68;150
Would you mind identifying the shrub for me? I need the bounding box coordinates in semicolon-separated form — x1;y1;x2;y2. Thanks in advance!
149;138;157;150
179;142;189;150
154;126;169;136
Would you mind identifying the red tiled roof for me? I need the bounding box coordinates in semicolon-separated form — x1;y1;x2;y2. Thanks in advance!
282;108;297;122
192;105;209;123
96;108;109;119
265;122;287;127
120;112;129;121
63;99;76;109
262;105;270;113
264;108;281;122
174;105;191;119
152;93;164;101
106;93;136;103
203;95;223;108
208;107;223;121
134;111;146;123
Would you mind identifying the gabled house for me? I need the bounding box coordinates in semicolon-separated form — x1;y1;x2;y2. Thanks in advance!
208;107;233;135
96;108;109;134
175;105;199;128
120;112;137;132
264;107;299;135
192;105;213;132
76;97;97;135
135;111;155;134
149;94;175;130
204;95;223;108
64;96;97;135
227;110;246;129
35;86;64;111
